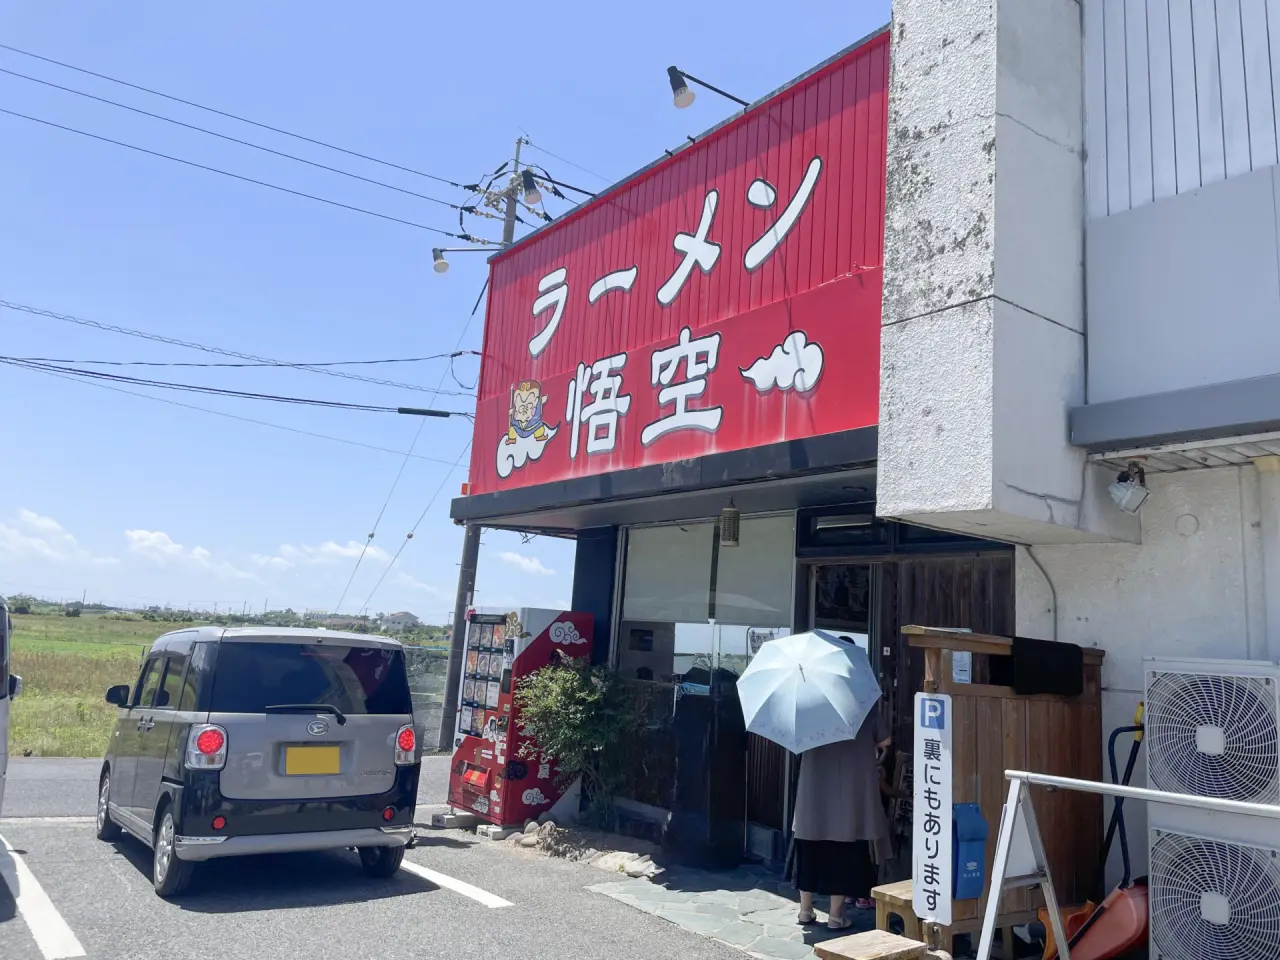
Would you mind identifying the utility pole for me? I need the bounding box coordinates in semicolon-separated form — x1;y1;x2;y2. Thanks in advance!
438;137;525;752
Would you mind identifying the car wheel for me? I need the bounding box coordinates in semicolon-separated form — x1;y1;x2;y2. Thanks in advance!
95;772;122;842
358;844;405;878
152;807;194;897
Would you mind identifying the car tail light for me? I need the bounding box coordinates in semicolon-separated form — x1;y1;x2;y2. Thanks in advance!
382;806;396;822
186;723;228;770
212;816;227;830
394;724;416;765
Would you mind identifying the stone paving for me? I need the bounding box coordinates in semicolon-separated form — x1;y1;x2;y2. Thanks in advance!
587;864;876;960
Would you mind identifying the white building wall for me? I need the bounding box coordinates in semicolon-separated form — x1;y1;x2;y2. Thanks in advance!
1084;0;1280;219
1015;464;1267;880
1086;164;1280;404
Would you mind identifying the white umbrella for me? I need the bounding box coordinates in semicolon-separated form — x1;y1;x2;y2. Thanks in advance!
736;629;882;754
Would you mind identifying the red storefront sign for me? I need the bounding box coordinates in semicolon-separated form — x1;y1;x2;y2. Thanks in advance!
469;33;888;496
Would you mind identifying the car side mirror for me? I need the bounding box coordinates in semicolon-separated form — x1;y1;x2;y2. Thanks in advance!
7;674;19;698
105;684;130;707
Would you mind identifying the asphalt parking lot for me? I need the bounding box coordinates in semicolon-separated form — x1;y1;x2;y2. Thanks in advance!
0;756;741;960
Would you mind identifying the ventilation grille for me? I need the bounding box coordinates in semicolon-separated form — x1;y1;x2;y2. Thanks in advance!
1145;670;1280;803
1150;829;1280;960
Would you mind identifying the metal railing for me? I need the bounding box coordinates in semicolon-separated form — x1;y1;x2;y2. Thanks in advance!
976;769;1280;960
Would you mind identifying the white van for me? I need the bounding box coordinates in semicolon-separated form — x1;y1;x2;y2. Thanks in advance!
0;598;21;815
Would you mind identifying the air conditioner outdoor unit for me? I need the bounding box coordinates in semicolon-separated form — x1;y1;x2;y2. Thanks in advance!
1144;657;1280;959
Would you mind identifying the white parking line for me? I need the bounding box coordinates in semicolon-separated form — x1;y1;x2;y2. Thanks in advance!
0;834;86;959
399;860;512;908
0;817;94;826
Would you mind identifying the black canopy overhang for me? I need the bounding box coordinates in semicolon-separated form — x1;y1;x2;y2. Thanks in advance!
448;426;879;537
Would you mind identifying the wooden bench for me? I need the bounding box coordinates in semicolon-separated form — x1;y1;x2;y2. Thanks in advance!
871;880;1037;959
814;930;927;960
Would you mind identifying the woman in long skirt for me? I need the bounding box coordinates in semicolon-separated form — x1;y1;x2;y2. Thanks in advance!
792;709;892;930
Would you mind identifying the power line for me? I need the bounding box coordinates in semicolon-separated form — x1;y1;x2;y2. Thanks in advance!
357;441;472;615
334;278;487;613
0;107;497;243
0;357;472;416
5;360;467;464
521;134;613;184
10;351;478;369
0;300;476;396
0;43;468;190
0;67;492;217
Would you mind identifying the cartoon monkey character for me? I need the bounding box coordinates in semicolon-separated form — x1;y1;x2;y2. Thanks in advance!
506;379;549;444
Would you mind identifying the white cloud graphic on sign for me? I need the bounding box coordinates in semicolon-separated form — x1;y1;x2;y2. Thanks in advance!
550;620;584;646
739;331;824;394
496;424;558;480
522;788;548;806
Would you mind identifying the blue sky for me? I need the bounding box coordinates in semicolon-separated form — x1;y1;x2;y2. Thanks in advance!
0;1;889;622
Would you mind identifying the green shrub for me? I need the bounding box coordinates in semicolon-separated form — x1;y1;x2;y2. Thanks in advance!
512;655;645;828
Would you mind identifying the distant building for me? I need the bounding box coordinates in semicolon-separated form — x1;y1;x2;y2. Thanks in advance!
380;612;420;634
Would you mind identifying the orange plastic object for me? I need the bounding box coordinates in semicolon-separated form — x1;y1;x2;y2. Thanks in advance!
1068;886;1149;960
1040;903;1095;959
1041;885;1150;960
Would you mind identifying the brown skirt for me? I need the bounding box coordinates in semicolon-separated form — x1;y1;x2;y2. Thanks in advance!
793;838;876;898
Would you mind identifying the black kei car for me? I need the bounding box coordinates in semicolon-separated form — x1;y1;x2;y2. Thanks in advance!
97;626;420;897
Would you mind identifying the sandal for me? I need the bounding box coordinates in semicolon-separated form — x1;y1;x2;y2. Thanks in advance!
797;910;818;925
827;916;853;931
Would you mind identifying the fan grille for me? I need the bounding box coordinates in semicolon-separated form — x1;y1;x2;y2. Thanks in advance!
1150;830;1280;960
1146;670;1280;803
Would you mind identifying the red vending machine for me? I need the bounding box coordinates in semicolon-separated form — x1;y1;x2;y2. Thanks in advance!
448;607;593;827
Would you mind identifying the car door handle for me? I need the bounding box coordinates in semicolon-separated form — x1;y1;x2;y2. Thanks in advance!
137;717;155;732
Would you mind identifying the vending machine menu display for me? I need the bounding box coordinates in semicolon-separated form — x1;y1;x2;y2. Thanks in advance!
447;609;593;826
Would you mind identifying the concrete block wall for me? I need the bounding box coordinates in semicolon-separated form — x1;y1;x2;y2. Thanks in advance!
878;0;1137;545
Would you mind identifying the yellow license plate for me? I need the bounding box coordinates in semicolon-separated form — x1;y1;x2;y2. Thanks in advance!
284;745;340;775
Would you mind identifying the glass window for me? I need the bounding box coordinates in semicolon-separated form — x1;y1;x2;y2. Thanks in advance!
133;657;164;708
208;642;412;715
715;514;795;627
156;653;190;711
619;524;714;685
622;523;715;622
617;518;796;685
813;564;873;652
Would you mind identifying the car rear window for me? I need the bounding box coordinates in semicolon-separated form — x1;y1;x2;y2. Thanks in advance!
208;642;412;715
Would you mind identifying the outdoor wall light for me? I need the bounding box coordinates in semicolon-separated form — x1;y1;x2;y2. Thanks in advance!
432;248;449;274
668;66;696;108
719;500;741;547
666;65;749;110
1109;461;1149;515
521;169;542;206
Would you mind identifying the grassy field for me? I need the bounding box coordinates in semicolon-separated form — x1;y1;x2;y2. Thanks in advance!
7;612;449;757
9;613;158;758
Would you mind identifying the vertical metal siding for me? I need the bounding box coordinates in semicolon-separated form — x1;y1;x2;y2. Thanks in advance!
1085;0;1280;217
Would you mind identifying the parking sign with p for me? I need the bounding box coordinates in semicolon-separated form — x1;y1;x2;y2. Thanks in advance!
920;696;946;729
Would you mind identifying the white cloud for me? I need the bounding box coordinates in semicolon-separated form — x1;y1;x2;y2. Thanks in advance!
740;330;825;393
496;424;557;480
254;540;391;570
498;551;554;576
393;572;448;598
126;529;254;581
125;528;186;560
251;553;294;571
0;510;118;566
